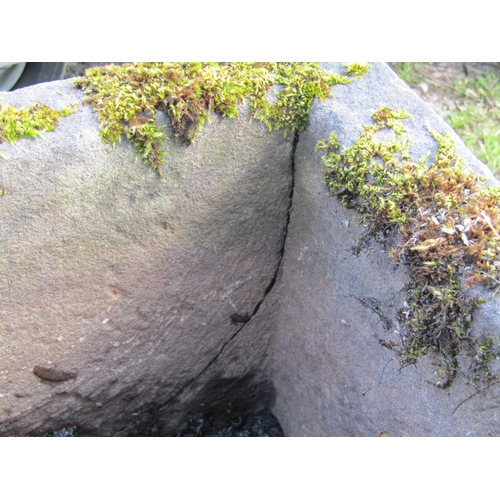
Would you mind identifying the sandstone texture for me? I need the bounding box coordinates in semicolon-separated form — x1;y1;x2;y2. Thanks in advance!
0;79;293;436
269;62;500;436
2;64;500;437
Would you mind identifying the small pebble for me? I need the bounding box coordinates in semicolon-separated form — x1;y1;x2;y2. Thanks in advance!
175;410;285;437
418;82;429;94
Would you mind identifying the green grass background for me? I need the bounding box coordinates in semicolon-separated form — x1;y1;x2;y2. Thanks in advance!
390;63;500;179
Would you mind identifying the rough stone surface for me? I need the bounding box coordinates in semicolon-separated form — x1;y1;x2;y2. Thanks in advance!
268;62;500;437
0;79;293;436
2;64;500;437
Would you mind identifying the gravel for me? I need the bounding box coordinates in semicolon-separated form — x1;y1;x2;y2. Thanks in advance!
174;410;285;437
44;409;285;437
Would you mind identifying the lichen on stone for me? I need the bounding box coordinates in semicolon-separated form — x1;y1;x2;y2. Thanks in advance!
73;62;368;174
317;107;500;386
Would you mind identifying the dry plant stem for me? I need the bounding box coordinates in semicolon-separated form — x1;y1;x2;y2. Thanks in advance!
317;107;500;386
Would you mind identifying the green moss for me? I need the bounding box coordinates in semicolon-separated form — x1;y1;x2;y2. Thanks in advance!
345;62;371;78
0;103;77;144
318;107;500;385
73;62;369;175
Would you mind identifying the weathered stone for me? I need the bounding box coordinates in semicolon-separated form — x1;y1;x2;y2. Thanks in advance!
0;79;293;435
268;62;500;436
2;64;500;437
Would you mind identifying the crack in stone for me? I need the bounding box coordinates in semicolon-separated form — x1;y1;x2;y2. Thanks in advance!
10;133;299;437
158;133;299;411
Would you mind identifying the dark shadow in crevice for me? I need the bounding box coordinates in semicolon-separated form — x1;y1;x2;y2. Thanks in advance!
152;133;298;416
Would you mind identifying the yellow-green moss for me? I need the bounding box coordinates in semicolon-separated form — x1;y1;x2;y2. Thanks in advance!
73;62;369;174
317;107;500;386
345;62;370;78
0;103;77;144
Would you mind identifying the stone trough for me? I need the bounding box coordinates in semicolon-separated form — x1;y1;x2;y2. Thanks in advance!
1;63;499;436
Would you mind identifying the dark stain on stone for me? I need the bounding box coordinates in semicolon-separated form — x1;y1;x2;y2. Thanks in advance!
353;295;394;331
230;313;249;324
171;372;278;434
33;365;77;382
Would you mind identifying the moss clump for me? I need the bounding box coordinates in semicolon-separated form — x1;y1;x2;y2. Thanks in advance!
0;103;76;144
73;62;369;174
345;62;371;78
317;107;500;386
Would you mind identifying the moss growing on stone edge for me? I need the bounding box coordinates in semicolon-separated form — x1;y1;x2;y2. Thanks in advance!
73;62;368;176
317;108;500;387
345;62;370;78
0;103;77;144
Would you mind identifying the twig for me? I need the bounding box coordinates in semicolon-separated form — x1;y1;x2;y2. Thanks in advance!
452;380;499;414
379;356;396;385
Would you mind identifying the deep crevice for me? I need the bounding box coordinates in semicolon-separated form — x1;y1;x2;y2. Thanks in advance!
253;131;298;313
157;132;299;412
39;133;299;438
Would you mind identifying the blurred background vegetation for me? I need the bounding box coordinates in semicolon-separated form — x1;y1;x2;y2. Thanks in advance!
388;63;500;180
